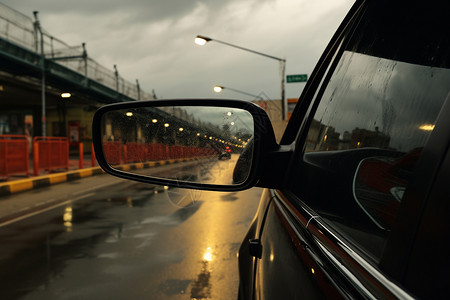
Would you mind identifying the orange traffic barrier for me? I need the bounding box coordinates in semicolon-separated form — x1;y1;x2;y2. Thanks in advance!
91;143;96;167
78;143;84;169
144;143;167;161
102;141;122;165
0;135;30;179
33;136;69;176
125;143;146;163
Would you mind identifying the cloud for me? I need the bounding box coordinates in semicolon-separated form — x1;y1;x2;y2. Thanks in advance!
2;0;355;99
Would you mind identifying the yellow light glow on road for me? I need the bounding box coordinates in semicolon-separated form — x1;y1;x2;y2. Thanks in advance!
63;206;73;230
203;247;213;261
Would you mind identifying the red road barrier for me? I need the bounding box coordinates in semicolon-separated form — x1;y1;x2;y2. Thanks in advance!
33;136;69;176
102;141;122;165
169;145;181;159
79;143;84;169
144;143;168;161
91;143;96;167
125;143;146;163
102;142;217;165
0;135;29;179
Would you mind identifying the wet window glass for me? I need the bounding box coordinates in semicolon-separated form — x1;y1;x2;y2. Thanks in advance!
293;1;450;259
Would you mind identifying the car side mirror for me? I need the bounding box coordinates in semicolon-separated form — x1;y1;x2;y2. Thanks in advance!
92;99;278;191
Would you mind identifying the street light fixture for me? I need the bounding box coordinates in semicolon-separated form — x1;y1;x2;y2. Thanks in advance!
61;92;71;99
213;86;223;93
194;36;211;45
196;35;286;119
213;85;264;100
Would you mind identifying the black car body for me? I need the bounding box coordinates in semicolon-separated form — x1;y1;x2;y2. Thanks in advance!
93;0;450;299
237;1;450;299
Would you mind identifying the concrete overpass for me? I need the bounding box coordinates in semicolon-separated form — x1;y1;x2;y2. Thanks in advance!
0;2;154;139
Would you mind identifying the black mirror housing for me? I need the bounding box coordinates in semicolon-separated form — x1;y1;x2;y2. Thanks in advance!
92;99;278;191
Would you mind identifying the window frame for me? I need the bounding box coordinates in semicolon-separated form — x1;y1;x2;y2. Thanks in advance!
283;0;449;284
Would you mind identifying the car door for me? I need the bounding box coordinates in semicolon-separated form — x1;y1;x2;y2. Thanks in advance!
253;0;450;299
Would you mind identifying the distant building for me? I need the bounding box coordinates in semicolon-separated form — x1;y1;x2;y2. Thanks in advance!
351;127;390;149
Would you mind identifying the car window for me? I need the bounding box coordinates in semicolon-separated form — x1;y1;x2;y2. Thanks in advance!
292;1;450;260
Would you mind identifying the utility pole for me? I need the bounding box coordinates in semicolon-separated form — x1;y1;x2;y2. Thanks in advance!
136;79;141;100
33;11;46;136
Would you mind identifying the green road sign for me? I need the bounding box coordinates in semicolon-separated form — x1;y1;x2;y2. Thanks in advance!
287;74;307;83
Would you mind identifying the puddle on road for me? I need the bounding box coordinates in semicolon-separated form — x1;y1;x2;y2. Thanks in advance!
158;279;191;296
190;261;212;299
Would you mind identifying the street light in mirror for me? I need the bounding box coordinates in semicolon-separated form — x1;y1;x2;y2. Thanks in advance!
61;92;71;99
196;35;286;119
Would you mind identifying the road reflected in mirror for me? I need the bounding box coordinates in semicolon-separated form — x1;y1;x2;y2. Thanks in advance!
100;106;254;185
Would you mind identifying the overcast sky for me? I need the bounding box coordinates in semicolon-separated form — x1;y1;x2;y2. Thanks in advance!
2;0;354;100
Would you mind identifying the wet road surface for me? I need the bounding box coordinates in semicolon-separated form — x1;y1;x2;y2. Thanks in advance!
0;168;261;299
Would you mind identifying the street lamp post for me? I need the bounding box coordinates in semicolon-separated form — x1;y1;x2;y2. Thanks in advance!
60;92;71;137
33;11;46;136
195;35;287;120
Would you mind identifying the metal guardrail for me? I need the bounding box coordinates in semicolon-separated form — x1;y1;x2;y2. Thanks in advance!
0;3;153;100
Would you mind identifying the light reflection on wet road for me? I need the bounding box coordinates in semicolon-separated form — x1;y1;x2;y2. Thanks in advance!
0;172;261;299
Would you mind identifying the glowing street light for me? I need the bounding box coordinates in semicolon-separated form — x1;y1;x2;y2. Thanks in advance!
61;92;71;98
195;35;211;46
213;85;265;100
196;34;287;119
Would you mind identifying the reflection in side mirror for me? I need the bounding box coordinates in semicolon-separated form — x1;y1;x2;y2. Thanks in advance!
353;148;420;230
98;105;254;186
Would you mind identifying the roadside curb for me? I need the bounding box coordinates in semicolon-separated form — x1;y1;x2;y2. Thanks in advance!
0;167;104;197
0;156;205;197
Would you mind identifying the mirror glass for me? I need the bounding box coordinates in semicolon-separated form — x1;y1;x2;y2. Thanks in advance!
352;149;419;230
99;106;254;185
